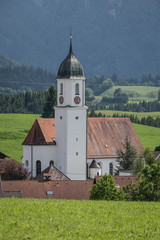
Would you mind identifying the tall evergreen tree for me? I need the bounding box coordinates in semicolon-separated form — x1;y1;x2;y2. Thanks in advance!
41;85;57;118
116;136;137;171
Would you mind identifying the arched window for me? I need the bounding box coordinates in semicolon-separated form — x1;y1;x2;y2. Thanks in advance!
75;83;79;95
36;160;41;176
109;162;113;176
50;160;54;166
25;160;29;167
60;83;63;95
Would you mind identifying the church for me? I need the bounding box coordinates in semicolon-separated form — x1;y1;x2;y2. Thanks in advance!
22;34;143;180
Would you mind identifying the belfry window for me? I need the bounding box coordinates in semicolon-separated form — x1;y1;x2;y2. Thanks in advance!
75;83;79;95
36;160;41;176
60;83;63;95
109;162;113;176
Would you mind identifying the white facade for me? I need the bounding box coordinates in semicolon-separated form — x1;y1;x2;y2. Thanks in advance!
55;106;87;180
22;145;56;177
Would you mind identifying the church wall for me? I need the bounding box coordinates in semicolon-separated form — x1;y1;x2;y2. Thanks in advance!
23;145;56;177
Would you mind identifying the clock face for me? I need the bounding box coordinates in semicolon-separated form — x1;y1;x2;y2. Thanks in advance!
74;96;81;104
59;96;64;104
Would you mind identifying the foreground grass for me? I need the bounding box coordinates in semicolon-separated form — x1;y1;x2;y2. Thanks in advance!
0;198;160;240
0;114;40;161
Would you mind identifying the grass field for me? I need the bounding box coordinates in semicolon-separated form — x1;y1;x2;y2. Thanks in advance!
0;114;40;161
0;113;159;162
98;86;160;102
0;198;160;240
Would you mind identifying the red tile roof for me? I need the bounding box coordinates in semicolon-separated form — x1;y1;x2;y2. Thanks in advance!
2;180;93;200
87;118;142;158
23;117;143;157
23;118;55;145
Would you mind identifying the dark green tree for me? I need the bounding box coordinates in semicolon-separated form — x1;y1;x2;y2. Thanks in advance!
138;163;160;201
144;147;156;166
116;136;137;171
89;174;124;200
41;85;57;118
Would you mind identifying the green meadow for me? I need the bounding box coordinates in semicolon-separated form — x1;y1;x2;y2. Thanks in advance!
0;114;40;161
0;113;160;162
0;198;160;240
96;86;160;102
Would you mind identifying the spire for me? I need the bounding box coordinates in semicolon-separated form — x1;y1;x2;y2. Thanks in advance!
69;27;73;54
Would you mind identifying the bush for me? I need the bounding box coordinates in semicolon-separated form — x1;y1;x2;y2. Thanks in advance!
89;174;124;200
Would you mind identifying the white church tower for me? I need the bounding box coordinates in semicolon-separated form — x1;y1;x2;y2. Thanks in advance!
54;33;88;180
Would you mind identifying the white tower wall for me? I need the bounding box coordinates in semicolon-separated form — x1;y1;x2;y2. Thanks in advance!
55;106;87;180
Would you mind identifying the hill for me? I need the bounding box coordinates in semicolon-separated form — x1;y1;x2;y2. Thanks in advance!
0;56;56;91
0;0;160;77
100;86;160;103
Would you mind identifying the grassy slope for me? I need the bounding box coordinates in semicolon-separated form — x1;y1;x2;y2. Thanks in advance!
0;198;160;240
133;123;160;150
96;86;160;102
0;114;40;161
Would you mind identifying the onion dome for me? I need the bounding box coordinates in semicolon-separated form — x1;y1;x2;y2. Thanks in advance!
57;34;84;79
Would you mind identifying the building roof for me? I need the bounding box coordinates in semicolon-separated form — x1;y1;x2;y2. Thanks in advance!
34;164;70;181
57;36;84;79
89;160;100;169
0;152;10;159
95;175;137;188
1;180;93;200
23;117;143;158
23;118;55;145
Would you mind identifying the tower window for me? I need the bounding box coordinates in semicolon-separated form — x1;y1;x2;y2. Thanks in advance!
109;162;113;176
60;116;62;119
36;160;41;176
75;116;79;119
60;83;63;95
76;152;78;156
75;83;79;95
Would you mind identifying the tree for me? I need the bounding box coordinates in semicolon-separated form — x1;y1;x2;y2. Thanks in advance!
0;159;29;180
138;163;160;201
89;174;124;200
116;136;137;171
41;85;57;118
144;147;156;166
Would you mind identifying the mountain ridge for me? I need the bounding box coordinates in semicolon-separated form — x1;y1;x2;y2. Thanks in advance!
0;0;160;77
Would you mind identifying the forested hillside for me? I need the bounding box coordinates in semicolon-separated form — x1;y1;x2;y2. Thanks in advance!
0;56;56;91
0;0;160;77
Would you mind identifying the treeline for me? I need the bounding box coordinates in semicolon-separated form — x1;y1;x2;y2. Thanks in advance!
86;73;160;90
0;65;56;91
87;100;160;112
0;90;49;114
108;100;160;112
88;110;160;128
